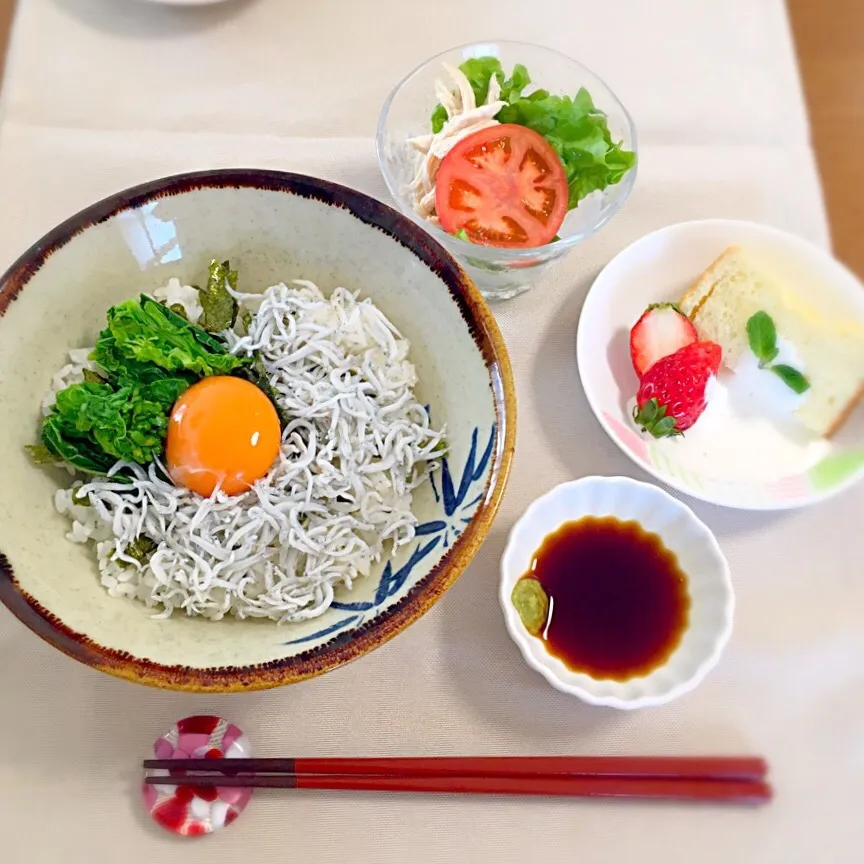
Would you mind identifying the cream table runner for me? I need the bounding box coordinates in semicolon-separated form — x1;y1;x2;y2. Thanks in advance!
1;1;861;862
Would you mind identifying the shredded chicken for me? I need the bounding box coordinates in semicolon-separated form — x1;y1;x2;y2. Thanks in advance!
408;64;506;221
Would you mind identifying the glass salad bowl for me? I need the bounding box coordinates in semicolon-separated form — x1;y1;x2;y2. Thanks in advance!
377;41;638;301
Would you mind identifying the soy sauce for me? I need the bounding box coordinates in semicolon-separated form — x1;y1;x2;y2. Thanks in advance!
520;516;690;681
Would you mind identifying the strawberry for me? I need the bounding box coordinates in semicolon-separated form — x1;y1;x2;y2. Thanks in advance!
629;303;698;378
633;341;722;437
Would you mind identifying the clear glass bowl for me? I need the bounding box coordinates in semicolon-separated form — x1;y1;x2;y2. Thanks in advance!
376;41;638;301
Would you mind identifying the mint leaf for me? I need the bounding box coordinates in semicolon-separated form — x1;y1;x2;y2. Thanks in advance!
746;311;779;366
770;364;810;394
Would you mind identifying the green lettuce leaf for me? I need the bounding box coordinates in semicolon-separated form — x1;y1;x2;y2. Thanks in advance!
96;297;247;378
497;86;636;208
500;63;530;102
458;57;505;105
431;104;448;134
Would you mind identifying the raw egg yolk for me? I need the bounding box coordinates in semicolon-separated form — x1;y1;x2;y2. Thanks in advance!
165;376;281;497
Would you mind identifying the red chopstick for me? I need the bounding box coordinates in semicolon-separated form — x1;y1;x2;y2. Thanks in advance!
143;772;771;803
142;755;771;804
143;755;767;781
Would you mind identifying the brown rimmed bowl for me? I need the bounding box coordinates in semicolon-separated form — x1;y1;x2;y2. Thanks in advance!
0;169;515;691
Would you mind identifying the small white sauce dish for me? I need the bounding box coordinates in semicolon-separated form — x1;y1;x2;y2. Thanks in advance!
499;476;734;709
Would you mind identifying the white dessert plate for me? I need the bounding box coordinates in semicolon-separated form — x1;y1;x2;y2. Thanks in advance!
577;219;864;510
499;476;733;709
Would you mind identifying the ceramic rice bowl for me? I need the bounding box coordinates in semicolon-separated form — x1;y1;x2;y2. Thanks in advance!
0;169;515;692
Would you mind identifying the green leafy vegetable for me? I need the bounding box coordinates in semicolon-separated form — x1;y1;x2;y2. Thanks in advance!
125;535;157;566
431;57;506;133
431;103;448;134
199;259;239;333
770;364;811;394
430;59;636;211
453;228;471;243
746;311;779;367
511;578;549;636
459;57;505;105
746;311;809;393
95;296;246;378
499;86;635;208
41;378;188;468
29;262;269;478
143;296;228;354
500;63;530;102
39;412;117;476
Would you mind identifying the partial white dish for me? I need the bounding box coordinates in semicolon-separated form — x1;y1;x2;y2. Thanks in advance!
577;219;864;510
137;0;233;6
499;476;733;709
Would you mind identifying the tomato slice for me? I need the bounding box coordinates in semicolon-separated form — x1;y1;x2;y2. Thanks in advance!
435;124;568;249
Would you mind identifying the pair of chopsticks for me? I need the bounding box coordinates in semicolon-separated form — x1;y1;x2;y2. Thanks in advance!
143;755;772;804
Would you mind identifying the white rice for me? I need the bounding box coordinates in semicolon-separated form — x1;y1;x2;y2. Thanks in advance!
52;280;445;623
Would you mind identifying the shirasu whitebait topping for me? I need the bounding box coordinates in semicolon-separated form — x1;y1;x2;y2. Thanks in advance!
54;280;445;624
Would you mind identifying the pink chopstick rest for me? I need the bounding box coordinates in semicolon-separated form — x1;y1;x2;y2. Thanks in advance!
142;715;253;836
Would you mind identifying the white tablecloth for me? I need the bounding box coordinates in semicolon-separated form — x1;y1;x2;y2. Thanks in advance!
1;2;861;862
